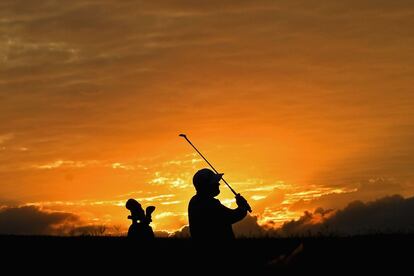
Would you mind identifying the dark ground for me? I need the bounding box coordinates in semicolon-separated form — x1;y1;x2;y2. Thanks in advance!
1;234;412;274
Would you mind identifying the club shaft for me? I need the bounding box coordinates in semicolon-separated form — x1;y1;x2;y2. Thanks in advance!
181;136;237;195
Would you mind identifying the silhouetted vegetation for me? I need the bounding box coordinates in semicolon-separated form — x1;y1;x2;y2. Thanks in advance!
2;234;412;274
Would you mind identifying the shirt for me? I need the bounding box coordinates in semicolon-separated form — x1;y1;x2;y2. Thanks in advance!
188;194;247;241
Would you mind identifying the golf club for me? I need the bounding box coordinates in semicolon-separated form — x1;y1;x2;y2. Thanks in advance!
179;133;252;213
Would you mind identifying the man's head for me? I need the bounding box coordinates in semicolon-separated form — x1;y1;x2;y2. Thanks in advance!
193;168;223;197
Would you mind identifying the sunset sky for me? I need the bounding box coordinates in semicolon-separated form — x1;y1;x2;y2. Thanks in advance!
1;0;414;235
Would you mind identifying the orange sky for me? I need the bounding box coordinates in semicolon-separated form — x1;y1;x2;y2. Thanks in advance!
1;0;414;234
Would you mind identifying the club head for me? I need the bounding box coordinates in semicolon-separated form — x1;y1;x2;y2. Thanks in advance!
146;206;156;216
145;206;156;223
179;134;187;138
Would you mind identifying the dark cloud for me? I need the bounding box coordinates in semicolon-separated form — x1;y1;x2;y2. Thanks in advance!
233;215;271;237
0;205;120;236
279;194;414;236
171;225;190;238
154;230;171;238
0;205;79;235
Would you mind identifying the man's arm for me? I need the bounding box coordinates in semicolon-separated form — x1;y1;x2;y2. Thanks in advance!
216;196;249;224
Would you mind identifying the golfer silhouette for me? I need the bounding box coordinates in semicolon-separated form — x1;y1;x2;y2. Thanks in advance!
188;168;250;241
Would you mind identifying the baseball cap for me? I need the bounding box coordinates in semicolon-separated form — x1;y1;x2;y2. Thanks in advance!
193;168;223;190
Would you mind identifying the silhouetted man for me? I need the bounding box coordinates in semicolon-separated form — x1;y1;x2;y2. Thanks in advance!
188;168;250;241
126;198;155;241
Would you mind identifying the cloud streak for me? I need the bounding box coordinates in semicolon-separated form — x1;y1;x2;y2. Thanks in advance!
0;133;14;144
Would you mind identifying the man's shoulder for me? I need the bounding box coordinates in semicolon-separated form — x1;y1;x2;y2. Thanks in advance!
189;195;221;206
189;195;222;207
189;195;198;205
